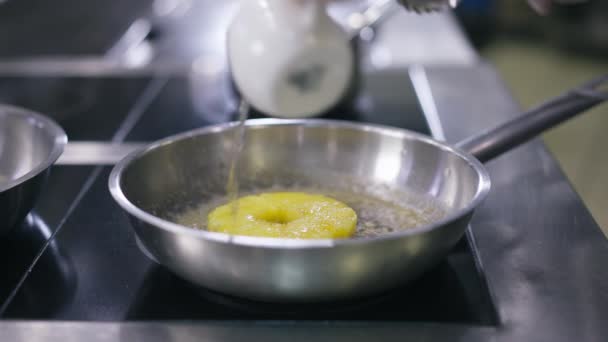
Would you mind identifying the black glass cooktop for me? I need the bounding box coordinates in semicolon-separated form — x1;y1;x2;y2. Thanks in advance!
0;71;497;325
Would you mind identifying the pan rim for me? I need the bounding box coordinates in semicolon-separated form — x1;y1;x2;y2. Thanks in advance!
0;104;67;193
109;118;491;249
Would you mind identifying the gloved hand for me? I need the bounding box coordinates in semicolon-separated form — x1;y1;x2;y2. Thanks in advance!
527;0;588;14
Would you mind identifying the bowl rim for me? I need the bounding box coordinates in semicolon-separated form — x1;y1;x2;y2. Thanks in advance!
108;118;491;249
0;104;67;193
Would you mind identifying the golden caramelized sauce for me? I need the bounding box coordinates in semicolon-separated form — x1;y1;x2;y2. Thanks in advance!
173;187;445;238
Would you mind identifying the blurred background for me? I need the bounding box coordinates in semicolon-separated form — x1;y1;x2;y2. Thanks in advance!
455;0;608;235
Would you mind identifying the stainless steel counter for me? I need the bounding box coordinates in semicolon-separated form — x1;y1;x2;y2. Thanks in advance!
1;2;607;340
1;63;607;342
0;5;478;75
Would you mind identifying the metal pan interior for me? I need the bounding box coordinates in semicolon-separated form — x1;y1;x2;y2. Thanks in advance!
111;119;490;245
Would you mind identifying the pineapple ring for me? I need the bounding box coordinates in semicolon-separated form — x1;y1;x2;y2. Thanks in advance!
207;192;357;239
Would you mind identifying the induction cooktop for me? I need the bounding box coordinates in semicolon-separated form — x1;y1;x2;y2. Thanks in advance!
0;70;497;325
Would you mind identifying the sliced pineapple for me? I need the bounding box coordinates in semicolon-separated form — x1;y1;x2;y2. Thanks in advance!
207;192;357;239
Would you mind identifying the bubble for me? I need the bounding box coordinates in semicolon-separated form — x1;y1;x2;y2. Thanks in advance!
170;179;446;239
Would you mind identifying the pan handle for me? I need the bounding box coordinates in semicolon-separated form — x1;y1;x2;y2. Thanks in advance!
456;74;608;163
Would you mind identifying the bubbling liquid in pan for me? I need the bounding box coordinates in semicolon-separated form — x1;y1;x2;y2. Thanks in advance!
172;186;446;238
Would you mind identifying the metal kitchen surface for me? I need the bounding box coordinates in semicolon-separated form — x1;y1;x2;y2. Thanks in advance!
0;0;151;58
1;1;607;339
1;65;607;342
0;70;495;325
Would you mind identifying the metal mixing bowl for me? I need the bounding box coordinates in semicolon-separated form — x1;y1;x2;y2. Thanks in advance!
0;105;67;235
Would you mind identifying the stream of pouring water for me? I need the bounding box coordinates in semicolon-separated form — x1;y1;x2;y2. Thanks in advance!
226;100;250;222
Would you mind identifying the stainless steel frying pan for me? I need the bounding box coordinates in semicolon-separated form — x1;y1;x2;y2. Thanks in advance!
0;105;67;235
109;75;607;302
